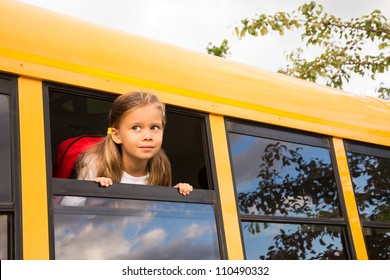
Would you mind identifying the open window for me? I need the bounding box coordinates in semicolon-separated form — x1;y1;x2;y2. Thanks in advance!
47;85;212;190
45;84;221;259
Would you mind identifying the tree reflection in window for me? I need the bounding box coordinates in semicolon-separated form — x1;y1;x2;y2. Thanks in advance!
363;228;390;259
346;152;390;222
229;134;341;219
346;149;390;259
229;132;346;259
242;222;345;260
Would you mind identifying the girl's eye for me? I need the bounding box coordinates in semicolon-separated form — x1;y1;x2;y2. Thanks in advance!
151;125;161;130
131;126;141;131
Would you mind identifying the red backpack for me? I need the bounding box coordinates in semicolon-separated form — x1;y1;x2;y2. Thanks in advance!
53;135;104;179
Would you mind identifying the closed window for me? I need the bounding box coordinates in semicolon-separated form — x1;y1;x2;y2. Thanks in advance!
53;189;220;259
345;141;390;260
227;120;350;260
0;74;21;259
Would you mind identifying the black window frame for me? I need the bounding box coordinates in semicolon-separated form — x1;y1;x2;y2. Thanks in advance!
43;83;226;259
0;72;22;259
226;118;355;259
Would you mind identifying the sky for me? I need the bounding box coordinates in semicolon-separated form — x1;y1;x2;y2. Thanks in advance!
19;0;390;97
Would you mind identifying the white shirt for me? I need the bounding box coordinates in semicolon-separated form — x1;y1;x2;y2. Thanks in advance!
121;171;148;185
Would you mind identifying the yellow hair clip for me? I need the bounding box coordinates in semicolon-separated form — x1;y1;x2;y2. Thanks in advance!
107;127;112;135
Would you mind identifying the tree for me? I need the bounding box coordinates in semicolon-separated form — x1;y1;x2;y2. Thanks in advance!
206;39;231;58
209;1;390;100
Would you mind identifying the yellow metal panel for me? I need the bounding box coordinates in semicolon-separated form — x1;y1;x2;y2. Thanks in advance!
18;77;49;259
209;114;244;260
0;1;389;147
332;138;368;260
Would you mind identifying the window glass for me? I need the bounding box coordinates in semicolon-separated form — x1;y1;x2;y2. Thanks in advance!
346;152;390;222
242;222;346;260
345;143;390;260
227;120;348;259
0;215;8;259
0;75;21;259
229;133;341;218
54;197;220;259
363;227;390;260
61;99;74;113
0;94;11;202
87;98;113;114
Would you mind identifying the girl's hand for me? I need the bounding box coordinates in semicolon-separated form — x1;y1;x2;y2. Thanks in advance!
93;177;113;187
174;183;193;196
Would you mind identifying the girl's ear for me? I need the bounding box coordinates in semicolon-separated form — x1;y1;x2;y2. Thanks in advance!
110;128;122;144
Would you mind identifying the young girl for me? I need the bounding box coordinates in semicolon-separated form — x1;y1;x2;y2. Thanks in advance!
61;92;193;206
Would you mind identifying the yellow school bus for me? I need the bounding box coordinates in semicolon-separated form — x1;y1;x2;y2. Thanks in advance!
1;0;389;260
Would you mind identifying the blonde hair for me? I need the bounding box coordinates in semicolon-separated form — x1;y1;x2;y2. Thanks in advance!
76;92;172;186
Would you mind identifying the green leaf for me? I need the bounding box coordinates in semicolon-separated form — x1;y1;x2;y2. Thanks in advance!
378;42;388;50
260;26;268;36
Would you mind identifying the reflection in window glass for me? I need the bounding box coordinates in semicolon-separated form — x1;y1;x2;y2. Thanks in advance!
346;152;390;222
87;98;112;114
229;133;341;218
242;222;346;260
0;94;12;202
49;91;112;165
61;100;74;113
0;215;8;259
54;198;220;259
363;227;390;260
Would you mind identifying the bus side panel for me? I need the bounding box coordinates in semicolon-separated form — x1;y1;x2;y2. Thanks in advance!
332;137;368;260
18;77;49;259
209;114;244;260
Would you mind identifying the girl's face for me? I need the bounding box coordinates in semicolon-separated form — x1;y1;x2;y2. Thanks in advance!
111;104;164;172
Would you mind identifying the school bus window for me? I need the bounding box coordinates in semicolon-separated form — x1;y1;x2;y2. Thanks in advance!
0;94;12;202
226;120;350;259
242;222;346;259
363;228;390;260
86;98;113;115
0;215;7;259
229;133;341;218
345;142;390;260
46;85;220;259
0;84;11;260
48;85;212;190
61;99;74;113
0;74;20;260
53;193;220;259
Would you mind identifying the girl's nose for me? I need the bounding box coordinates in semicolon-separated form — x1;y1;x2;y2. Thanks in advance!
142;129;152;140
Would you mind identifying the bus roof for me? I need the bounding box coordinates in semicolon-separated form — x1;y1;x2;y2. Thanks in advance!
1;0;389;146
